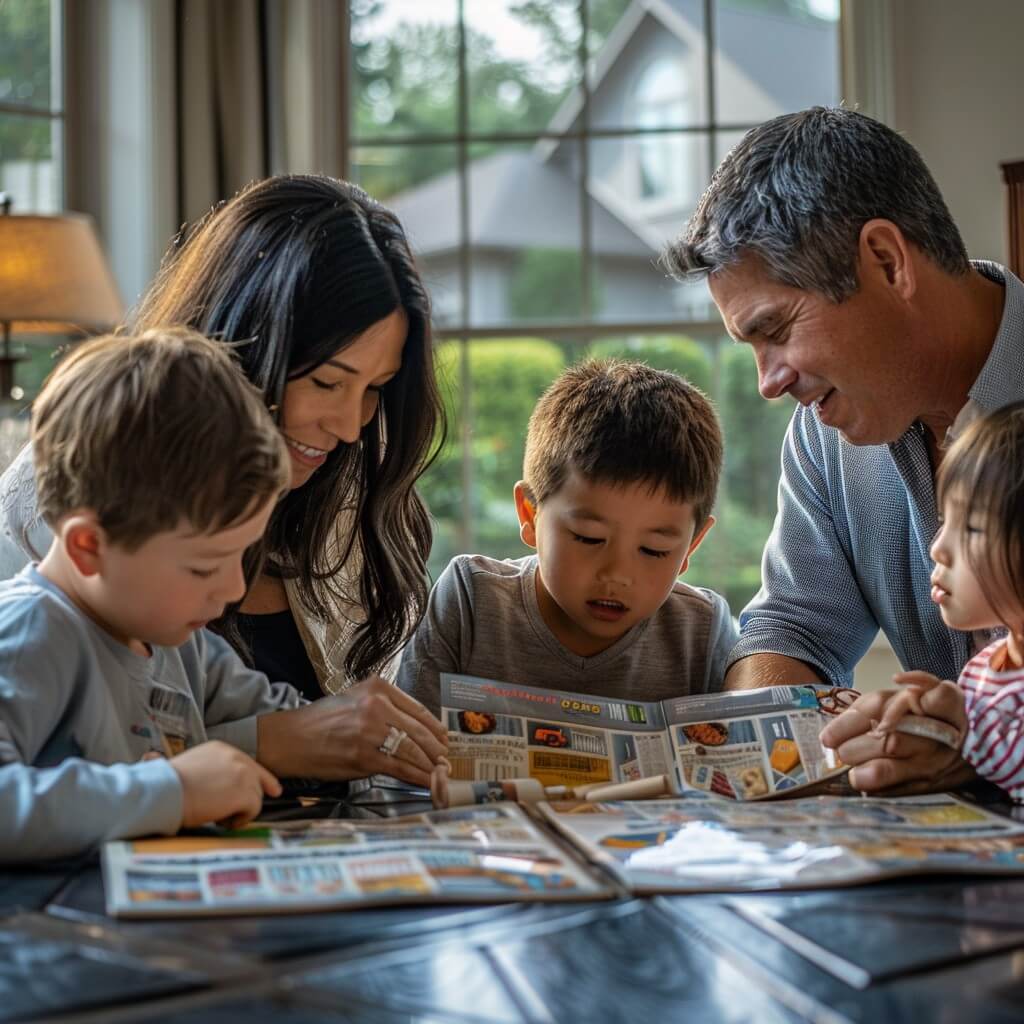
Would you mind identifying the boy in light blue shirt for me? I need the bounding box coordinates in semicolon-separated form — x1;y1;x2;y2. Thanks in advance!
0;328;299;861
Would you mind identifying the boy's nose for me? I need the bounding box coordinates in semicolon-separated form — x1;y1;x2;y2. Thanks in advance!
596;554;631;586
218;561;248;604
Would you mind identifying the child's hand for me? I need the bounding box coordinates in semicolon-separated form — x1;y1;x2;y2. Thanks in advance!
171;741;282;830
871;672;965;749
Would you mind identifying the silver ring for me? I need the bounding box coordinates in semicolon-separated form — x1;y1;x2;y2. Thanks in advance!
378;725;407;757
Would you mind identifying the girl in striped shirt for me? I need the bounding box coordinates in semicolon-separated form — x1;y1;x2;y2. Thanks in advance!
875;400;1024;801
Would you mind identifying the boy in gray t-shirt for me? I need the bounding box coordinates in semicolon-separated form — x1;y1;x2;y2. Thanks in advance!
398;359;737;713
0;329;301;861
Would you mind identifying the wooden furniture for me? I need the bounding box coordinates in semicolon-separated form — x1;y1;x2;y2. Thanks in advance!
1002;160;1024;277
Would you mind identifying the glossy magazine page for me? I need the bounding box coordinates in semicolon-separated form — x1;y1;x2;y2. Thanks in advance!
439;673;848;799
102;803;612;918
538;792;1024;893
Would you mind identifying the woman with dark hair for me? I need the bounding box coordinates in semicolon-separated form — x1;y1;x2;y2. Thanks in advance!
0;174;449;786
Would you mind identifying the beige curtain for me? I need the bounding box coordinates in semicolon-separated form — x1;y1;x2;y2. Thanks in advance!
177;0;268;227
176;0;348;229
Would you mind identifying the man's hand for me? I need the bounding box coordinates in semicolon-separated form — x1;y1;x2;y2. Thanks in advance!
172;741;282;830
819;680;972;792
257;676;449;788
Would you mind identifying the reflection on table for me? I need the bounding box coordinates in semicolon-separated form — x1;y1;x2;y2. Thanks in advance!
4;779;1024;1023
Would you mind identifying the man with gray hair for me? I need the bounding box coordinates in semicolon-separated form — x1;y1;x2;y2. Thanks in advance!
665;106;1017;794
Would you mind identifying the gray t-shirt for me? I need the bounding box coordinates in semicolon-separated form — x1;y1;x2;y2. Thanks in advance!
397;554;737;714
0;566;304;861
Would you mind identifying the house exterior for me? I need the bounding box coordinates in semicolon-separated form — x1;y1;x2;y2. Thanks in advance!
389;0;838;329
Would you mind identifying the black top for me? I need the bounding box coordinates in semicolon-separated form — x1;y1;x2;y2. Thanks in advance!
236;608;322;702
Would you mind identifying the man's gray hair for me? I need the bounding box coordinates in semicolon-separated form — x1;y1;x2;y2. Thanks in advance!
663;106;969;302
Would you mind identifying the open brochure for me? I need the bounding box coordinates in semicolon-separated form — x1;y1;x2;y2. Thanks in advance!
102;803;612;918
538;791;1024;892
103;792;1024;917
440;673;849;800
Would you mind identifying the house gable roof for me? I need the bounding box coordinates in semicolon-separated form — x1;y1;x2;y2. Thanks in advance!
538;0;837;162
388;149;655;259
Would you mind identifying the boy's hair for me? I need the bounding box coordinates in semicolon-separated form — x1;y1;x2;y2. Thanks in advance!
32;327;290;550
937;401;1024;624
522;359;723;525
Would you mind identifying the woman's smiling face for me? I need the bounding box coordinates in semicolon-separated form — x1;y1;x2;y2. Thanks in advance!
278;309;407;489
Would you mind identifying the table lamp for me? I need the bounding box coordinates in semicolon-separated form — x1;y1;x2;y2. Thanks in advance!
0;197;124;398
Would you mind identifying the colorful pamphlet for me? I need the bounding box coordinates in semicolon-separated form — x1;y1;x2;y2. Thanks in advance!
102;791;1024;917
440;673;851;800
101;803;611;918
101;677;1024;918
538;791;1024;892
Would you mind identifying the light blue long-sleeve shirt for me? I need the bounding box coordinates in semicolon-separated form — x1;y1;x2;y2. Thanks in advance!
0;566;303;862
731;261;1024;686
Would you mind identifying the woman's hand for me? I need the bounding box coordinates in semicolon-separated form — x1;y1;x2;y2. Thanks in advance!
819;677;971;793
257;676;449;788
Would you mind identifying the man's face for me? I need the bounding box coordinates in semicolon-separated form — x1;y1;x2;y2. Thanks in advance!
708;257;917;446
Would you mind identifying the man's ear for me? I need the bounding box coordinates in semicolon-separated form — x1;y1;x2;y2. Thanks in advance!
61;512;105;577
678;515;715;575
859;219;916;301
514;481;538;549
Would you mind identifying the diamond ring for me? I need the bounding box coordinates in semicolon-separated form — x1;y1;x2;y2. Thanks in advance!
378;725;407;757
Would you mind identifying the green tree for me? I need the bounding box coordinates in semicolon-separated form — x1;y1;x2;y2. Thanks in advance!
676;343;794;612
509;0;628;64
508;249;589;322
720;345;794;518
422;338;567;576
0;0;52;166
350;4;575;198
587;336;712;395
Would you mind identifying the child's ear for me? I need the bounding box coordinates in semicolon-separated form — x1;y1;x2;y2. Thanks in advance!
678;515;715;575
62;512;105;577
514;481;538;549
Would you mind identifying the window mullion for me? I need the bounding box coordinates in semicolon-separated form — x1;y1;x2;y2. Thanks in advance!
455;0;474;552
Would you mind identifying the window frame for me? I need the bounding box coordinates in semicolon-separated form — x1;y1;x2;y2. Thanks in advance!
0;0;65;214
632;55;693;210
345;0;843;556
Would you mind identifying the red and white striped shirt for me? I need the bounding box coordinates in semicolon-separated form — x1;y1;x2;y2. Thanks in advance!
959;639;1024;802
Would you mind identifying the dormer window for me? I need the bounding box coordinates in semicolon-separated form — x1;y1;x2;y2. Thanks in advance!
634;57;691;205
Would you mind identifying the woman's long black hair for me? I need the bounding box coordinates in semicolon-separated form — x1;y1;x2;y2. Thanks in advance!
129;174;445;683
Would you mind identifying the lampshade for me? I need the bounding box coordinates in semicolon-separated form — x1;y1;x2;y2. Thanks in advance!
0;213;123;332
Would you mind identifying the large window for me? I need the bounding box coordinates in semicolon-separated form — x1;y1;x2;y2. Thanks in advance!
348;0;840;615
0;0;63;465
634;57;692;205
0;0;62;214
